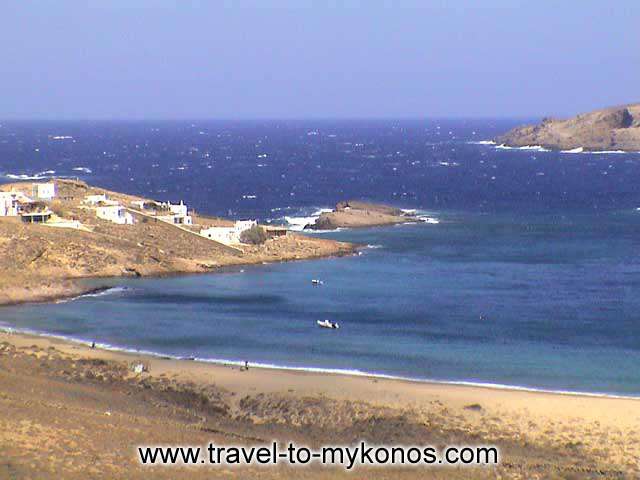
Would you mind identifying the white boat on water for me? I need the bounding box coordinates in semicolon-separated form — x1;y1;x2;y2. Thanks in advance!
317;319;339;329
311;279;324;285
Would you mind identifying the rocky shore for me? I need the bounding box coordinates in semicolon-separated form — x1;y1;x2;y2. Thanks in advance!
497;103;640;152
305;200;419;230
0;180;357;306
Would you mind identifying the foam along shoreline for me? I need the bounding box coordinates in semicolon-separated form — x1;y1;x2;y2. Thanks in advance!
1;323;637;401
560;147;630;154
494;144;550;152
478;142;639;154
3;329;640;477
2;328;640;478
496;103;640;152
296;202;441;231
283;208;333;231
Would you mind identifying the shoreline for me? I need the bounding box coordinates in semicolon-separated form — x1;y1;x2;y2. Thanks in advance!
0;245;361;307
2;329;639;477
0;179;359;307
3;325;639;402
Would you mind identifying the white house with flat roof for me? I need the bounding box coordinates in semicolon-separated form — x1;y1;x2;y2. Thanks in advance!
83;193;108;205
32;182;56;200
200;220;257;245
157;201;192;225
96;204;134;225
0;190;34;217
0;192;20;216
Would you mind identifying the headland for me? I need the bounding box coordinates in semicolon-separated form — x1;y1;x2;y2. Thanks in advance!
305;200;421;230
0;179;356;305
497;103;640;152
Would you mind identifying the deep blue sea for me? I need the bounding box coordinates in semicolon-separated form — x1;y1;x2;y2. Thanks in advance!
1;119;640;396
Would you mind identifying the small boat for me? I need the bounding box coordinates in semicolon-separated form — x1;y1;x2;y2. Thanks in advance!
317;319;339;329
311;279;324;286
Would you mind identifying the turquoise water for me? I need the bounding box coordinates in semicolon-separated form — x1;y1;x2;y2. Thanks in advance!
2;211;640;396
2;119;640;395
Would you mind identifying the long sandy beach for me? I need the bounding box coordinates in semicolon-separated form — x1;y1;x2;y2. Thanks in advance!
0;330;637;479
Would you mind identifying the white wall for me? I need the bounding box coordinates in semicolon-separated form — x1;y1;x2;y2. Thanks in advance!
96;205;134;224
0;193;19;216
84;194;108;205
34;183;56;200
200;220;257;245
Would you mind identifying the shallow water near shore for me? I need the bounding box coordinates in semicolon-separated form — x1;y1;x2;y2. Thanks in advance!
2;211;640;396
2;119;640;396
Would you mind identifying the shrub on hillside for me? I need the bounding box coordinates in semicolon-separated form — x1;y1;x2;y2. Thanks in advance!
240;225;267;245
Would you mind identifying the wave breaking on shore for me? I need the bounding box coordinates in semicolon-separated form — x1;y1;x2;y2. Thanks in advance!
1;324;637;401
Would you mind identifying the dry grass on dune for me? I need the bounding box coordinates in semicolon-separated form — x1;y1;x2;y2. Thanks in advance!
1;334;637;479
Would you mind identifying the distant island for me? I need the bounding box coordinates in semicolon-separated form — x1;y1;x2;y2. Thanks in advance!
0;179;356;305
305;201;420;230
497;103;640;152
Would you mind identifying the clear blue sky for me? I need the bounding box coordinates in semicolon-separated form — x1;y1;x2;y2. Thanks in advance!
2;0;638;119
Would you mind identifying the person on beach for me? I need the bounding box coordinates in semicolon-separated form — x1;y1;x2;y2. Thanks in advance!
244;360;249;371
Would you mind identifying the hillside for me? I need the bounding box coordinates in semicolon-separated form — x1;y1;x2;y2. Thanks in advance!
0;180;356;305
497;103;640;152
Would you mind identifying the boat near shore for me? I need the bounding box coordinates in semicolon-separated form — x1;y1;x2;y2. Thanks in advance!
317;319;339;329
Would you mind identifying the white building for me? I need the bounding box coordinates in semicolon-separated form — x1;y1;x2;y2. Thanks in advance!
96;204;134;225
33;182;56;200
157;201;192;225
84;193;108;205
0;192;20;216
200;220;257;245
167;201;188;217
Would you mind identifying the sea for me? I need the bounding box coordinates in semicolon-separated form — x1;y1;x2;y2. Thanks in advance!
1;119;640;397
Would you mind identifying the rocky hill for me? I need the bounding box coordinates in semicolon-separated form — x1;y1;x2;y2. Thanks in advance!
496;104;640;152
0;180;356;305
305;201;415;230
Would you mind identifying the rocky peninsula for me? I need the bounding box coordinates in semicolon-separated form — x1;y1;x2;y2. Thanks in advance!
305;200;419;230
497;103;640;152
0;179;356;305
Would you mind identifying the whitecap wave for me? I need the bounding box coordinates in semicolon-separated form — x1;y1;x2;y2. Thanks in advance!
495;144;550;152
4;170;56;180
589;150;628;154
284;208;332;231
72;166;93;173
468;140;496;145
5;174;46;180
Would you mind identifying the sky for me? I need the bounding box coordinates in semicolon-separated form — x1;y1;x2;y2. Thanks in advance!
2;0;639;120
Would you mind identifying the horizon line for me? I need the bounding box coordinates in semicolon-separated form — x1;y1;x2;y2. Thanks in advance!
0;115;537;123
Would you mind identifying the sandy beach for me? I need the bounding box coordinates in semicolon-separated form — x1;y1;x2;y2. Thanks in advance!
0;330;637;479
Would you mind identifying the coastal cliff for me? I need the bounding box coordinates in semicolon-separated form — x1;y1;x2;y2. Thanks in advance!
497;103;640;152
0;180;356;305
305;201;417;230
